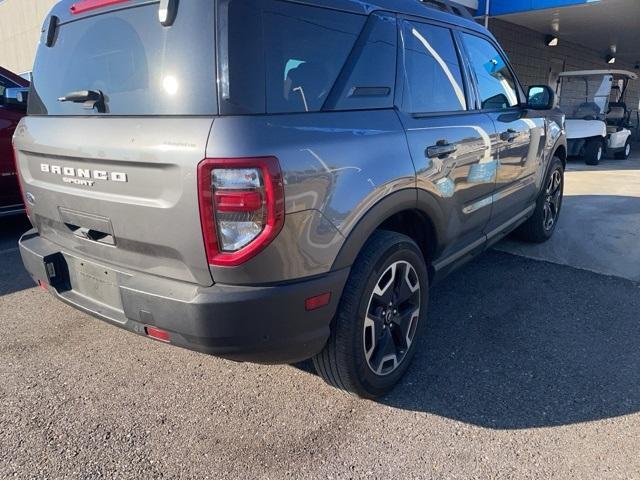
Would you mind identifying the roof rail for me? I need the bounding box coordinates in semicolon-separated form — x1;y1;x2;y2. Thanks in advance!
419;0;476;21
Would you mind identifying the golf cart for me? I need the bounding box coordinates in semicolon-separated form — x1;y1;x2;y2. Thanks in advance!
557;70;638;165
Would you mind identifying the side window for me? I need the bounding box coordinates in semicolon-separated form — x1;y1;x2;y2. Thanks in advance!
218;0;365;115
324;12;398;111
461;33;519;110
263;2;364;113
401;21;467;114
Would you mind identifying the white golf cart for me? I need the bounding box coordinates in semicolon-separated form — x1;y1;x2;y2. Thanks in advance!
557;70;638;165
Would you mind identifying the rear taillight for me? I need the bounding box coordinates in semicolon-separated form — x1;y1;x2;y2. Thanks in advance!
198;157;285;267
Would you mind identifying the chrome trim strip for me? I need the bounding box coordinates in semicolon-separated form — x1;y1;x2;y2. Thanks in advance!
434;203;535;272
493;175;536;203
463;174;536;215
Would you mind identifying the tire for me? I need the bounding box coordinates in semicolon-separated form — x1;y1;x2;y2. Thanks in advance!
584;138;603;165
313;230;428;398
515;156;564;243
615;139;631;160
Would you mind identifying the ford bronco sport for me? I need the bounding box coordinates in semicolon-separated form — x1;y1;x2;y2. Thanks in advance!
16;0;566;398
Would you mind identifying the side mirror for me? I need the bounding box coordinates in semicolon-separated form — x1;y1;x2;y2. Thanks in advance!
4;87;29;110
527;85;555;110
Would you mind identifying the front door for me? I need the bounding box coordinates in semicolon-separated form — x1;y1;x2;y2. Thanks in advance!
460;32;545;233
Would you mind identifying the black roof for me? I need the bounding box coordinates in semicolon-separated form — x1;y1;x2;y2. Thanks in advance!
51;0;488;37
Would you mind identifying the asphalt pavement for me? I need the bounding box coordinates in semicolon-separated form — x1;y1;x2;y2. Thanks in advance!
1;215;640;479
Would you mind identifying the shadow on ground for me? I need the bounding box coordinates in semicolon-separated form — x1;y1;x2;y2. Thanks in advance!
387;252;640;429
300;251;640;429
0;215;34;295
497;195;640;283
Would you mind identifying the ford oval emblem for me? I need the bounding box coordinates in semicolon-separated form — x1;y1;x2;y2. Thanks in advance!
25;192;36;205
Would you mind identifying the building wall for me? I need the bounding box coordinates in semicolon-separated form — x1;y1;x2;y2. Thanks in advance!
0;0;57;74
491;18;640;119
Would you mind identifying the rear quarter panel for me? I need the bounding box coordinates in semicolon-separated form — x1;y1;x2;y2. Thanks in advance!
205;110;416;284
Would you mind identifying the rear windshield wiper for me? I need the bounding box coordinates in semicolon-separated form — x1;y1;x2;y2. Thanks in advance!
58;90;106;113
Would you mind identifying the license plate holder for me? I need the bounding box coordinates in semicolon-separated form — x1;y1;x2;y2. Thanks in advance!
65;256;124;311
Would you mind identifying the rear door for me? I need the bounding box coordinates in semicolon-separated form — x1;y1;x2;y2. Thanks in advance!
13;0;218;285
460;32;545;233
397;19;498;263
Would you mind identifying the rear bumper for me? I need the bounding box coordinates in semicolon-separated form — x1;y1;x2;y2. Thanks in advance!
19;230;349;364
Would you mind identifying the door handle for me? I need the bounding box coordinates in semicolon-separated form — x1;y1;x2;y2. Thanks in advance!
500;129;519;142
426;140;458;159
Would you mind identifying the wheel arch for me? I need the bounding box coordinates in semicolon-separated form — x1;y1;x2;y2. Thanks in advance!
553;143;567;168
331;189;445;278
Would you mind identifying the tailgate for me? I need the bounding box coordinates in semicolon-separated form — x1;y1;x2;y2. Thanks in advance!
15;0;218;286
13;117;215;286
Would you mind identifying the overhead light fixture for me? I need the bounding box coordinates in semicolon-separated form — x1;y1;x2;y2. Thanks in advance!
607;45;618;65
545;35;559;47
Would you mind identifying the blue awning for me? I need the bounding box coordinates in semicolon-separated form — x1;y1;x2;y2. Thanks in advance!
477;0;601;16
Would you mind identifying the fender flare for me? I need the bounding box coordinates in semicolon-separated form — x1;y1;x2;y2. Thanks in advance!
551;135;568;163
331;188;446;270
547;135;568;178
534;136;568;198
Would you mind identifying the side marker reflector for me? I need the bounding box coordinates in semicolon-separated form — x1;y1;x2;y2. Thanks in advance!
305;292;331;311
145;326;171;343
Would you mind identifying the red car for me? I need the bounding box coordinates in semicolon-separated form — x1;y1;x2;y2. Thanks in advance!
0;66;29;216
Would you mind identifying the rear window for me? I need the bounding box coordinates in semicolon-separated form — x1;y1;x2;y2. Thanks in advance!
217;0;366;115
28;2;217;116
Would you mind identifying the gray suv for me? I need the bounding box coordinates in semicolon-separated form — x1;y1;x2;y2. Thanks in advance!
15;0;566;398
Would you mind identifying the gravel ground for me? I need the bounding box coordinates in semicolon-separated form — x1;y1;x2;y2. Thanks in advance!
1;216;640;479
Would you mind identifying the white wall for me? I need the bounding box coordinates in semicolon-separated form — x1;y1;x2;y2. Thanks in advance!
0;0;58;74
